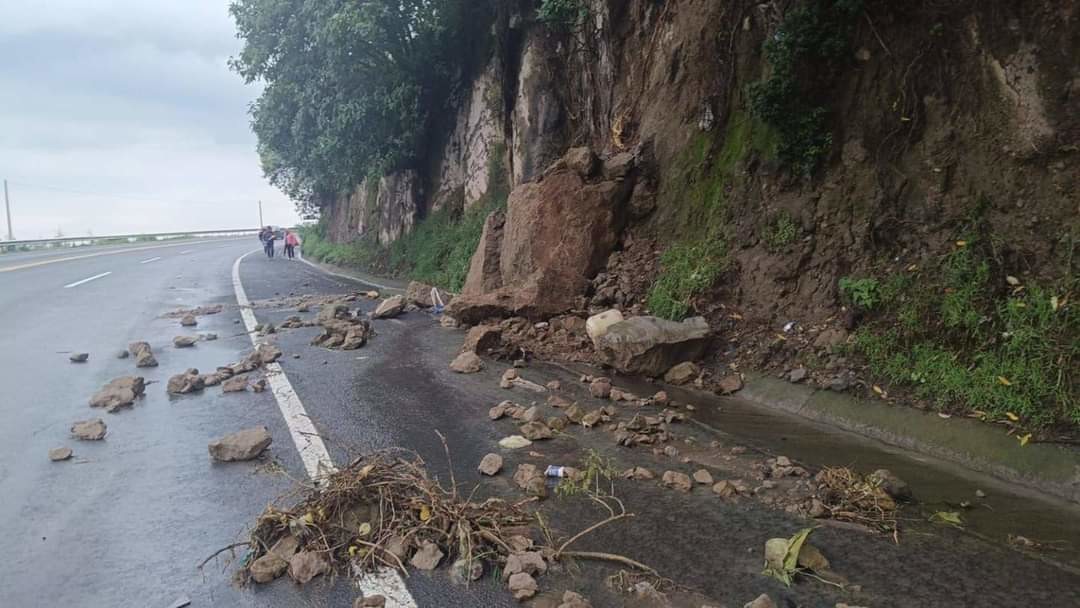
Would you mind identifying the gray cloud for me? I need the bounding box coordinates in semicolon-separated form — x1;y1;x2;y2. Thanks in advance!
0;0;296;239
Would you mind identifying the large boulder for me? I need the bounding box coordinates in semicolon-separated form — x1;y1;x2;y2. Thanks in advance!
447;150;634;324
128;341;158;368
405;281;452;308
89;376;145;412
208;427;272;461
372;295;405;319
594;316;710;376
585;309;624;347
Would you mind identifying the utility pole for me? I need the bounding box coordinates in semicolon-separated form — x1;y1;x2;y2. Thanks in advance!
4;179;13;241
258;200;264;227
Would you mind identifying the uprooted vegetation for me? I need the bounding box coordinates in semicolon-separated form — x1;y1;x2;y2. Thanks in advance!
845;234;1078;430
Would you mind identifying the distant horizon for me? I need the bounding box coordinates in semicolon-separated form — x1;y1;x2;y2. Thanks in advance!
0;0;300;239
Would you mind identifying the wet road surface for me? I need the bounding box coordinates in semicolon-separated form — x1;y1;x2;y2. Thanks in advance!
3;238;1080;607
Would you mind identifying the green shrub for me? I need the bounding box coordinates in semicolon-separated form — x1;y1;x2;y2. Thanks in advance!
762;213;799;251
747;0;863;176
537;0;586;28
647;237;727;321
839;277;880;310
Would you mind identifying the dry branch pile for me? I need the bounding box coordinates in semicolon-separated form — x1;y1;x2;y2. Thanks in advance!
813;466;899;534
239;451;535;584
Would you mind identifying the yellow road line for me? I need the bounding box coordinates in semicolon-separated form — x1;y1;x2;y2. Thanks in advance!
0;238;246;273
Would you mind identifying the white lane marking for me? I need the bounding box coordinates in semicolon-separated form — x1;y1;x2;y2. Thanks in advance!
0;237;249;273
139;256;162;264
179;250;193;254
63;271;112;288
232;250;418;607
297;256;401;293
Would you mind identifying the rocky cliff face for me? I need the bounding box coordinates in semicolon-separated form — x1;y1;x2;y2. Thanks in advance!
324;0;1078;326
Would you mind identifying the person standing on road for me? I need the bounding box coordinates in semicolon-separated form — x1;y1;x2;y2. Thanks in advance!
283;229;300;259
259;226;275;258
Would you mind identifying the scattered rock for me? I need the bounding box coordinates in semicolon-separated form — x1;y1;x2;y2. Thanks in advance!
662;470;692;492
975;489;986;498
520;421;554;440
580;409;603;428
208;426;272;461
633;581;664;602
89;376;146;412
116;350;129;359
508;572;538;601
693;469;714;485
202;333;218;341
252;378;268;392
623;467;655;480
813;328;848;351
450;351;483;373
651;390;669;404
589;377;612;399
558;591;592;608
167;369;205;394
595;316;710;376
788;368;808;383
49;447;73;461
712;480;736;498
440;315;460;329
287;551;329;584
372;295;406;319
505;551;547;578
797;543;830;573
222;375;249;393
744;594;777;608
717;374;744;395
173;335;198;348
498;435;532;449
500;368;518;388
129;341;158;368
250;553;288;583
450;558;484;585
513;464;542;490
870;469;912;501
71;418;107;440
463;324;503;354
253;343;283;364
69;352;89;363
478;453;503;476
409;541;444;570
585;309;624;347
405;281;453;308
664;361;699;385
546;380;561;391
180;313;198;327
511;377;548;392
354;596;386;607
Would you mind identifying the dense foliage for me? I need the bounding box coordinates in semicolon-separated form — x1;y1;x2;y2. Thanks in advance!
230;0;494;203
748;0;862;176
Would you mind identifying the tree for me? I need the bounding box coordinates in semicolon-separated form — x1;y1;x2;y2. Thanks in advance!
230;0;494;204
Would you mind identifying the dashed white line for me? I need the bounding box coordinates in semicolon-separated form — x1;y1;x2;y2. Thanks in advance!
63;271;112;288
139;256;162;264
179;250;193;254
231;249;418;607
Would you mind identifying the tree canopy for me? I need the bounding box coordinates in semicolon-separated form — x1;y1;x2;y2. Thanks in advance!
230;0;493;204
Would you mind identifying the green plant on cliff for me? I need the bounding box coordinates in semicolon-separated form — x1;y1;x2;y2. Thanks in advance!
851;238;1078;429
747;0;863;176
537;0;587;28
647;236;727;321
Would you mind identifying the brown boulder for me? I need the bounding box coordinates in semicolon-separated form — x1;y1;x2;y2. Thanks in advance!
222;375;249;393
447;153;633;324
405;281;452;308
595;316;710;376
128;341;158;368
71;418;107;440
449;351;483;373
208;427;271;461
287;551;329;584
664;361;699;385
167;370;205;394
372;295;405;319
717;374;744;395
462;324;503;354
89;376;145;412
661;470;692;492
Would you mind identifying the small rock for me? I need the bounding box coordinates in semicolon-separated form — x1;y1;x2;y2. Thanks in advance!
744;594;777;608
202;333;218;341
712;480;735;497
797;543;830;572
652;390;669;404
513;464;541;490
663;445;679;458
116;350;129;359
440;315;460;329
410;541;444;570
558;590;592;608
717;374;743;395
693;469;714;485
545;380;561;391
522;406;541;422
129;341;158;368
478;453;503;476
69;352;89;363
664;361;699;385
173;335;198;348
450;351;484;373
504;551;547;578
71;418;107;440
870;469;912;501
808;498;827;518
89;376;146;412
508;572;538;601
222;375;249;393
788;368;807;383
975;489;986;498
287;551;329;584
208;426;271;461
520;421;554;441
292;353;301;359
828;374;852;392
662;470;692;492
633;581;664;602
250;553;288;583
354;595;387;607
252;378;268;392
585;309;624;347
498;435;532;449
775;456;792;467
548;416;569;431
49;447;73;461
372;295;406;319
589;377;612;399
180;313;198;327
623;467;655;480
167;370;205;394
450;558;484;584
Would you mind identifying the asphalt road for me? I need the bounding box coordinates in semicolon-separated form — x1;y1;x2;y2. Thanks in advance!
3;237;1079;608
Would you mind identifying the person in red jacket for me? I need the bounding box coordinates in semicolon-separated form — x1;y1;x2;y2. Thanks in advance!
283;229;300;259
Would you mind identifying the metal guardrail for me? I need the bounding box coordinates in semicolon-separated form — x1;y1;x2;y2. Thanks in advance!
0;228;263;252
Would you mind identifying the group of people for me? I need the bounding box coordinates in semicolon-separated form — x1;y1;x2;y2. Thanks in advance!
258;226;301;259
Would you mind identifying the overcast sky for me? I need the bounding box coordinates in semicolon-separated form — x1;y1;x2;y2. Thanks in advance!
0;0;298;239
